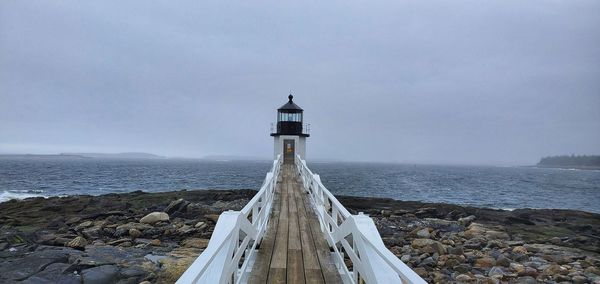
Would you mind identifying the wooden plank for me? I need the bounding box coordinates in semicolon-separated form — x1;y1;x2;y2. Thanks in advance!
300;187;343;284
288;182;302;250
287;180;305;283
294;182;326;284
248;169;283;284
267;268;286;284
287;249;305;283
268;168;291;283
304;269;326;284
269;175;289;273
293;183;320;269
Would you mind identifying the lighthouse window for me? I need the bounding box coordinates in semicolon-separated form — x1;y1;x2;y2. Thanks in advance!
278;112;303;122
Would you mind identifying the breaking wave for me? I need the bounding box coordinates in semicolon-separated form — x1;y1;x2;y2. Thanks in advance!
0;190;47;203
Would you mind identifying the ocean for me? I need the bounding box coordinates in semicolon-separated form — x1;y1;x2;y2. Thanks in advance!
1;157;599;213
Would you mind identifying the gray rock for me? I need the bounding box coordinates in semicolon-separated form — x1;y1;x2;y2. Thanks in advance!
114;223;152;237
549;237;561;244
496;255;511;267
21;263;80;284
194;221;207;229
458;215;476;225
418;257;435;267
488;266;505;277
416;228;430;239
75;220;94;231
164;199;190;214
119;267;147;278
140;212;169;224
515;276;537;284
464;238;484;249
455;274;472;282
517;267;538;278
0;246;80;282
571;275;587;284
83;227;102;239
129;229;142;238
411;238;446;254
454;264;471;273
447;246;464;255
81;265;120;284
487;240;508;249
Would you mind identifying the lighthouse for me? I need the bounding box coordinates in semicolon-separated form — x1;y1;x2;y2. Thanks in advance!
271;95;309;164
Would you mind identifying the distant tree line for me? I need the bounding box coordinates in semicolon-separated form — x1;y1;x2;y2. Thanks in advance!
538;155;600;167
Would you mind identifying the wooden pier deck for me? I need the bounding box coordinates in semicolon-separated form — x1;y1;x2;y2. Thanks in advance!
248;165;342;284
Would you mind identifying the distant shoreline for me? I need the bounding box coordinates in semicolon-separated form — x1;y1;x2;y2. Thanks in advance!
533;165;600;171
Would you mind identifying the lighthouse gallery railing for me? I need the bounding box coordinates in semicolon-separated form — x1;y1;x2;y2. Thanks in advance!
177;155;282;284
295;155;426;284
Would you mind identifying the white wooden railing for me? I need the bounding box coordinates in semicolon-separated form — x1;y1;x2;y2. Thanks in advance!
295;155;426;284
177;155;282;284
178;154;425;284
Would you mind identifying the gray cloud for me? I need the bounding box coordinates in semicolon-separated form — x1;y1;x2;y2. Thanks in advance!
1;0;599;165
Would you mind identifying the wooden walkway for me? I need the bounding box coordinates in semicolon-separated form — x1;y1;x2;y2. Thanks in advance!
248;165;342;284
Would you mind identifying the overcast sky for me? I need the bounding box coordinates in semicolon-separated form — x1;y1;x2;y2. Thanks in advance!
1;1;599;165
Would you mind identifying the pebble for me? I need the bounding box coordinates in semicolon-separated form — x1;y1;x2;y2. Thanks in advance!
67;236;88;249
455;274;472;282
129;228;142;238
512;246;528;254
488;266;505;277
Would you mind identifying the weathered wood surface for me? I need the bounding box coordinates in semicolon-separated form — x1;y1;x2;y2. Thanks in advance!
249;165;342;284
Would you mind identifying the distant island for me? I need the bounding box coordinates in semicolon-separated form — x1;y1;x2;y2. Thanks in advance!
62;152;165;159
0;152;165;159
537;155;600;170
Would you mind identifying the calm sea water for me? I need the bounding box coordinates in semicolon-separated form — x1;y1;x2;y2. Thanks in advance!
1;157;599;213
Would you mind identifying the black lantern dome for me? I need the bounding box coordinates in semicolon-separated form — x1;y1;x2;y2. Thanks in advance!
271;95;309;137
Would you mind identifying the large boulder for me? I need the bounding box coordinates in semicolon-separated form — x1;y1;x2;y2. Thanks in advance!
464;223;509;240
140;212;170;224
0;246;81;282
164;199;190;215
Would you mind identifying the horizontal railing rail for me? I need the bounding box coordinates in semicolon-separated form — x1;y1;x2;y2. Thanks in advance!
295;155;426;284
269;122;311;135
177;155;282;284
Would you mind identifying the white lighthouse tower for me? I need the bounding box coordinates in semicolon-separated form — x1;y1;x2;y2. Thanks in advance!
271;95;309;164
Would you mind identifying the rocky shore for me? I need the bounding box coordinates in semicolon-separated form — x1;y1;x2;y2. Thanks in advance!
1;190;599;284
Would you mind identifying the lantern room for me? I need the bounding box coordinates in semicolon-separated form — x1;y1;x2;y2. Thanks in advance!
271;95;308;137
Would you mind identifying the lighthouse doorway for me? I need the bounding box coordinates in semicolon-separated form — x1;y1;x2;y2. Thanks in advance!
283;139;295;164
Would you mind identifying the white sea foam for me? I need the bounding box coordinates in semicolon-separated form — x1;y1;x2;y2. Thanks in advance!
0;190;47;203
